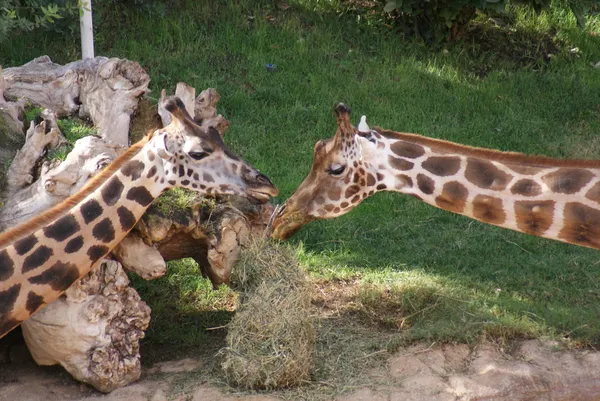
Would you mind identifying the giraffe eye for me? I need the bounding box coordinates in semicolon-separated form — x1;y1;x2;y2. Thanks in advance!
327;165;346;176
189;151;209;160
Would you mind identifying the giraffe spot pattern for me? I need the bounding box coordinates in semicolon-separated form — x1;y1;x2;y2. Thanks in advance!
435;182;468;213
126;186;154;206
92;218;116;243
22;246;54;273
0;249;14;281
179;165;185;177
585;182;600;204
366;174;376;186
80;199;103;224
328;187;342;201
397;174;413;188
117;206;136;231
28;261;80;292
388;156;414;171
390;141;425;159
511;179;542;197
121;160;145;180
102;176;125;206
465;158;511;190
147;165;157;179
87;245;109;264
147;150;155;161
559;202;600;248
203;173;214;182
43;214;80;242
472;195;506;225
0;283;21;317
14;234;38;256
64;236;84;254
345;185;361;199
515;200;555;236
25;291;45;313
417;174;435;195
422;156;461;177
0;317;22;338
181;179;190;186
376;184;387;190
542;169;594;195
505;164;543;175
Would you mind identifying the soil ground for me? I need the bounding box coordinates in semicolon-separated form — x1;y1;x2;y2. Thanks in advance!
1;337;600;401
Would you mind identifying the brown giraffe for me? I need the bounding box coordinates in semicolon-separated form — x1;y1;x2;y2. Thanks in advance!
272;103;600;252
0;97;278;339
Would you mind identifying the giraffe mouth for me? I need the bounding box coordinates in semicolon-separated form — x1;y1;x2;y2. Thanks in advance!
270;206;315;240
246;189;275;204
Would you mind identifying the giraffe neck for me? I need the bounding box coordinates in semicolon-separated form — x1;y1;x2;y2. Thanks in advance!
374;128;600;250
0;144;167;338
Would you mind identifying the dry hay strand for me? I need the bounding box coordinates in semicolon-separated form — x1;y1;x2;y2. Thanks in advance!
220;237;315;390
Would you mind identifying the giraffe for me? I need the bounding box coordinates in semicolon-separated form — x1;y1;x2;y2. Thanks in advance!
0;96;278;339
271;103;600;252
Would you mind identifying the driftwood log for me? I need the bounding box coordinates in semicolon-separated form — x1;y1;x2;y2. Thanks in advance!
2;56;150;146
0;73;272;392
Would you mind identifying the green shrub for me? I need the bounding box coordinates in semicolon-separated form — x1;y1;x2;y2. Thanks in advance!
381;0;597;42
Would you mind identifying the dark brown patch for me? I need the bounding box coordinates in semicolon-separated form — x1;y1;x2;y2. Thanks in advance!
376;184;387;190
193;173;199;181
121;160;145;180
0;283;21;316
25;291;45;313
92;218;115;243
147;150;155;161
341;201;349;208
376;173;385;181
0;249;14;281
181;179;190;186
345;185;361;199
87;245;109;264
14;234;38;256
390;141;425;159
514;200;555;236
203;173;214;182
586;182;600;204
388;156;414;171
28;261;80;292
22;246;53;273
505;164;543;175
351;195;361;203
64;236;84;254
472;195;506;225
315;196;325;205
397;175;413;187
465;158;511;190
417;174;435;195
422;156;461;177
435;182;468;213
80;199;103;224
179;165;185;177
542;169;594;194
126;186;154;206
43;214;80;242
558;202;600;248
511;179;542;197
324;204;335;212
147;165;157;179
117;207;136;231
102;176;125;206
328;187;342;201
366;174;376;186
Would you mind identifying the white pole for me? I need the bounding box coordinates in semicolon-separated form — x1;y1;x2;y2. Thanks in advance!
80;0;95;59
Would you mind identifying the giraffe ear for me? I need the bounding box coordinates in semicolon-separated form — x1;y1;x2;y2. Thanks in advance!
151;131;174;160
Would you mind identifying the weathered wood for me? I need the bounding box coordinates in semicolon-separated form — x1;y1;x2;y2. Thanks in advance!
21;259;151;393
3;56;150;146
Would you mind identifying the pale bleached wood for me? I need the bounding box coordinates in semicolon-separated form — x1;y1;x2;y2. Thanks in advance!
21;259;151;393
3;56;149;146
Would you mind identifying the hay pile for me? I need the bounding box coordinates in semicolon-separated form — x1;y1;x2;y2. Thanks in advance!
220;238;315;390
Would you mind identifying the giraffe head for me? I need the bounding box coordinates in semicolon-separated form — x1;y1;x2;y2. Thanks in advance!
272;103;389;240
152;97;278;202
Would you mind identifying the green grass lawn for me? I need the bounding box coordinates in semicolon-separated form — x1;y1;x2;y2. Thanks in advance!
2;0;600;389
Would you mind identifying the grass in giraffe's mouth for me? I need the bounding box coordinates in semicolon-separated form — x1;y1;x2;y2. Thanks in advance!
1;0;600;398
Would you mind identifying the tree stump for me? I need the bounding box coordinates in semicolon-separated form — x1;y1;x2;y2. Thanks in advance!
2;56;150;146
0;69;273;392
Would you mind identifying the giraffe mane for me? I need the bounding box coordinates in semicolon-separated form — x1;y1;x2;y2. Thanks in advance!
377;128;600;169
0;134;151;249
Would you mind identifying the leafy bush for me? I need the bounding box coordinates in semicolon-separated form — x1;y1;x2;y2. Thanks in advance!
0;1;82;41
382;0;597;42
